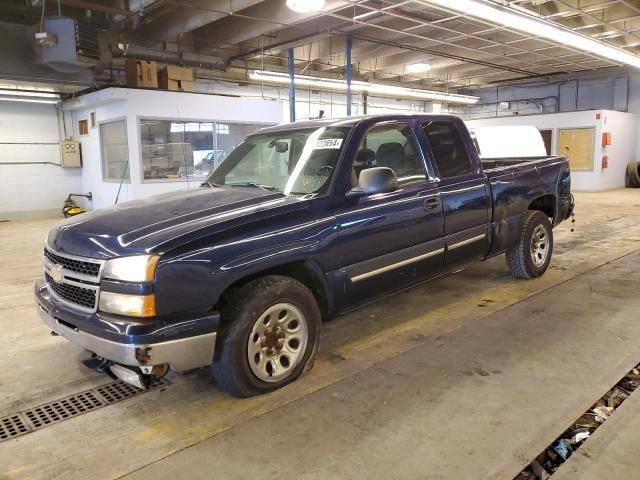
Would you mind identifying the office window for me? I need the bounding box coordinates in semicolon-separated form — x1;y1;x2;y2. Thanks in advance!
423;121;473;178
139;120;266;181
78;119;89;135
100;120;130;182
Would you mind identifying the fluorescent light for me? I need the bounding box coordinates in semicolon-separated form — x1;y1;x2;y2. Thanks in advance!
406;63;431;74
0;89;60;99
0;88;61;104
249;70;479;104
421;0;640;68
0;96;60;104
286;0;325;13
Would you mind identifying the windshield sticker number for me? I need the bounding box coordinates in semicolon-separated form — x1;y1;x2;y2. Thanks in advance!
315;138;343;149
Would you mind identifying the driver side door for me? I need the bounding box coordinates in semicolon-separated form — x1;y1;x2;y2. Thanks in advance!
331;120;445;310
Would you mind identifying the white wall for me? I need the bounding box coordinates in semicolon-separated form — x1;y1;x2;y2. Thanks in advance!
0;101;82;215
466;110;639;191
64;88;284;209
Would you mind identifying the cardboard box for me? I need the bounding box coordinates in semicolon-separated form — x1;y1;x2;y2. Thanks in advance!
125;59;158;88
158;65;194;91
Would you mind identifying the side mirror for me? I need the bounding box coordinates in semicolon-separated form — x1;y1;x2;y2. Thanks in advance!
346;167;398;200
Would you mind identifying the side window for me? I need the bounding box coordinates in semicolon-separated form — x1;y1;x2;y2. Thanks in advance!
354;122;426;183
423;121;473;178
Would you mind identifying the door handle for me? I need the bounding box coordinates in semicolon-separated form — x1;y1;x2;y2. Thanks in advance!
424;197;440;211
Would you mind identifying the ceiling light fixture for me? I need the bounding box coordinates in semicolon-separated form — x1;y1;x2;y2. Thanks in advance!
0;97;61;104
286;0;325;13
249;70;479;104
421;0;640;69
406;63;431;74
0;89;61;104
0;89;60;99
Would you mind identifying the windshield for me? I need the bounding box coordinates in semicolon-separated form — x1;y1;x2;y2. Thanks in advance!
207;126;350;196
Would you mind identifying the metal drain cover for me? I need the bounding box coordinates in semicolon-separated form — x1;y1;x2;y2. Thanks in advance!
0;415;30;441
0;378;168;442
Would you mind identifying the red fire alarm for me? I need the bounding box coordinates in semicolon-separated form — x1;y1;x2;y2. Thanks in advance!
602;155;609;169
602;132;612;146
596;113;601;120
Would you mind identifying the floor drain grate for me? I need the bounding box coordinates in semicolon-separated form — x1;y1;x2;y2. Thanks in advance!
97;380;150;403
0;414;31;440
24;391;103;428
0;378;168;443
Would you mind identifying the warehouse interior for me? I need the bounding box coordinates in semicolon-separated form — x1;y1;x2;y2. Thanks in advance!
2;0;640;478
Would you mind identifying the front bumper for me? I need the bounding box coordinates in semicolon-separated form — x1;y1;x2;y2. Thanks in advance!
35;279;219;372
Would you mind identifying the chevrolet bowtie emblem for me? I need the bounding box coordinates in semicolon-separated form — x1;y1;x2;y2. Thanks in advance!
50;264;65;284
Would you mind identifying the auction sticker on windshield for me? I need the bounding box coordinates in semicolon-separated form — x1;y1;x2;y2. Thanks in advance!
316;138;343;149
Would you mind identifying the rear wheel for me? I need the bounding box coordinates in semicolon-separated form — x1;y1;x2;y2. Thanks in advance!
212;275;320;397
506;210;553;279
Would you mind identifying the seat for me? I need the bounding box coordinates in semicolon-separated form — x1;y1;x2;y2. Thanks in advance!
375;142;405;176
354;148;375;177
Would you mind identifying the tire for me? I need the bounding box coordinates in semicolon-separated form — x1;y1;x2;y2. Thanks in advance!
212;275;321;398
506;210;554;279
627;162;640;188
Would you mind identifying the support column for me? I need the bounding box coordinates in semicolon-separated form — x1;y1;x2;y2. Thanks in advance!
346;35;352;117
288;48;296;123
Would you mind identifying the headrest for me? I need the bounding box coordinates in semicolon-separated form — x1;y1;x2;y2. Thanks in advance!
376;142;404;165
355;148;375;164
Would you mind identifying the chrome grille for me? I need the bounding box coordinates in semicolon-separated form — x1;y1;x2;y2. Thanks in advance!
45;272;97;310
44;248;100;277
43;246;103;312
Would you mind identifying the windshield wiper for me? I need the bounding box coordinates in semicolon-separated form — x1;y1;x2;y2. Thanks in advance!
226;182;281;192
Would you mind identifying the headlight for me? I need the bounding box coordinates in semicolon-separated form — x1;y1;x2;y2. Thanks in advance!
103;255;159;282
99;292;156;317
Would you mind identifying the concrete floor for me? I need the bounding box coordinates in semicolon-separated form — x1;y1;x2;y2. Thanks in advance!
1;189;640;479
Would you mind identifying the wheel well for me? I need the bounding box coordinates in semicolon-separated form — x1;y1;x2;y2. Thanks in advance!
528;194;555;220
217;261;330;322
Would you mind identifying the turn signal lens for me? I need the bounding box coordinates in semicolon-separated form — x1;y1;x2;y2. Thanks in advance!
99;292;156;317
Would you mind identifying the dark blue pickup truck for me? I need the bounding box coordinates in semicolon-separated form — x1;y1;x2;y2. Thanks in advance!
35;114;574;397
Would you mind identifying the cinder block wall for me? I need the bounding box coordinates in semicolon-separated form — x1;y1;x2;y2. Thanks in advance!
0;102;81;216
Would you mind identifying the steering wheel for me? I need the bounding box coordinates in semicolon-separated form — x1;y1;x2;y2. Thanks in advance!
316;165;334;176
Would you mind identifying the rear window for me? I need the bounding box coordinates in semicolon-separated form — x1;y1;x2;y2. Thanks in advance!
423;121;473;179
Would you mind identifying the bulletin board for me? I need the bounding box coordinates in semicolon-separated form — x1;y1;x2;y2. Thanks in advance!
558;128;595;171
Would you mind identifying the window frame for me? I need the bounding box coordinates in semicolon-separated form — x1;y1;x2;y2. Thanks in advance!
351;120;432;186
99;117;130;184
136;116;275;184
420;119;479;181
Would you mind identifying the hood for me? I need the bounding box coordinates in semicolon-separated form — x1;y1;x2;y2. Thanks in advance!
47;187;307;258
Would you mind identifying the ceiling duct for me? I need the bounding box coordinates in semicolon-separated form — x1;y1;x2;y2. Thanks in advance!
112;44;225;71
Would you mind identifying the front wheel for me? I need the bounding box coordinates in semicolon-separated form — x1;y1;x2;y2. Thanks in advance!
506;210;554;279
212;275;320;397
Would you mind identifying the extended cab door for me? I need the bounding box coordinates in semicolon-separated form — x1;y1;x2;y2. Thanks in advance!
420;119;491;271
334;120;445;308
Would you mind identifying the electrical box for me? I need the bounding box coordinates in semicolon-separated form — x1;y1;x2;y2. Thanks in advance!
60;140;82;168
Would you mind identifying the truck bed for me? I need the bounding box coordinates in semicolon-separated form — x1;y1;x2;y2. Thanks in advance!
481;155;567;172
